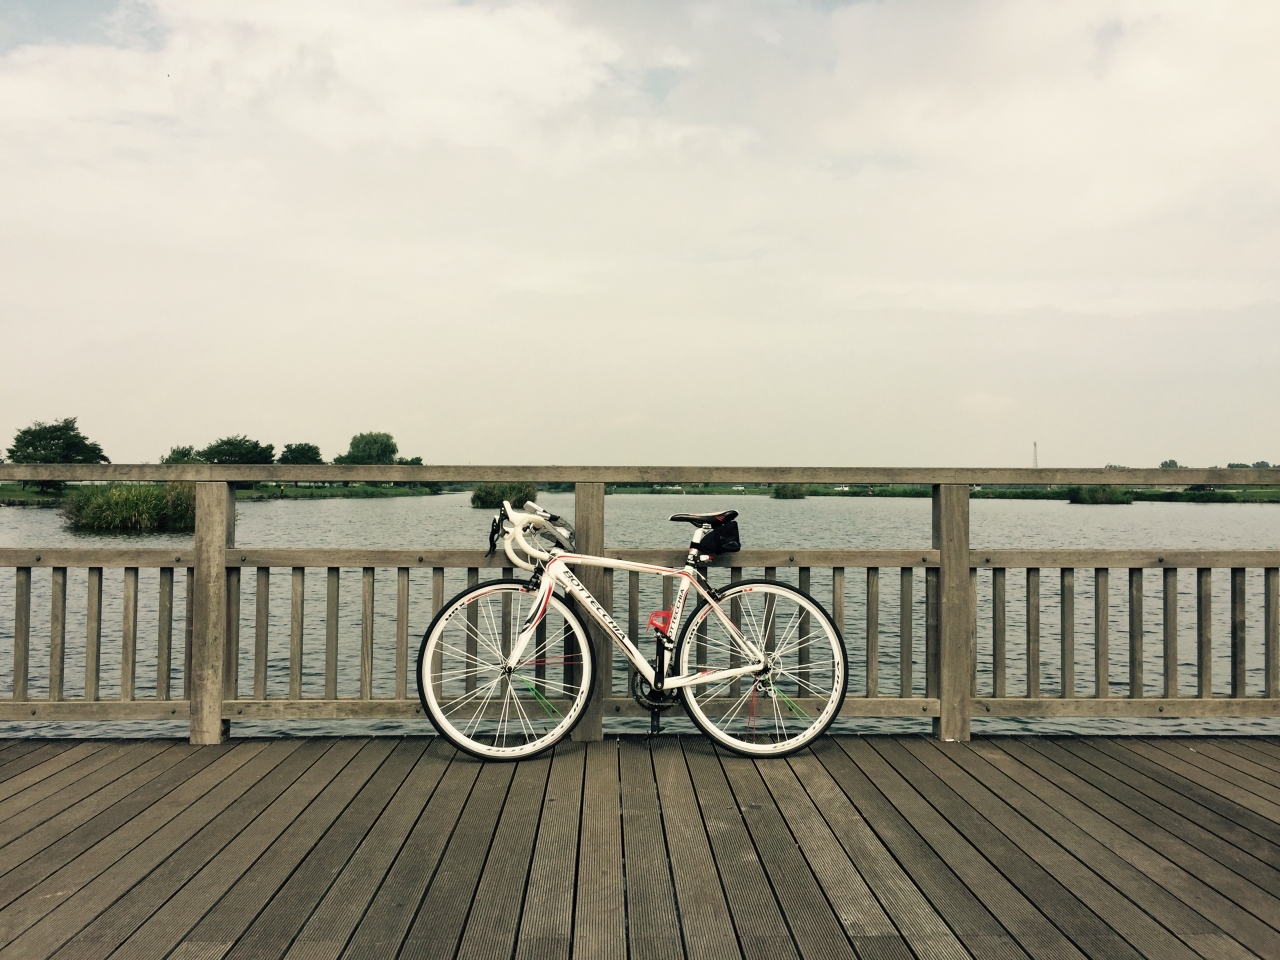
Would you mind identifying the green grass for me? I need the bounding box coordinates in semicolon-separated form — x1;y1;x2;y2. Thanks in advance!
471;482;537;509
61;483;195;533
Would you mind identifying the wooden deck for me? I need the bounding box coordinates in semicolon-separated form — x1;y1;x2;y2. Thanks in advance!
0;736;1277;959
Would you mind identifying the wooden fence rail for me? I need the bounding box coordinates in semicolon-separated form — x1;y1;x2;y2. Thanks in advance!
4;465;1280;742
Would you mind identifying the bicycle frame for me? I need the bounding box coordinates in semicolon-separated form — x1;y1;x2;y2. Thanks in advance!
501;508;765;690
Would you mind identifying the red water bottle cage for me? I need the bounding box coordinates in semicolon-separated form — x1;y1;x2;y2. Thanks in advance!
648;610;671;634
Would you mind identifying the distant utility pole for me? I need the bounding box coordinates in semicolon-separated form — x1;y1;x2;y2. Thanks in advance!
1033;441;1038;468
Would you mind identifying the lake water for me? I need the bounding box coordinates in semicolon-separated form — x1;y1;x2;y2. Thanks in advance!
3;492;1279;738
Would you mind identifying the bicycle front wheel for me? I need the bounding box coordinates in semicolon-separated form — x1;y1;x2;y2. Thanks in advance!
676;579;847;756
417;579;594;760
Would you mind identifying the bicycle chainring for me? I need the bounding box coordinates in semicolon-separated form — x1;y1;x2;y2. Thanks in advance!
631;671;678;711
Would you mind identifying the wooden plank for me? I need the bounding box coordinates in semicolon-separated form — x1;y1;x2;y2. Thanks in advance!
1019;738;1280;931
1129;569;1143;699
254;567;269;701
343;750;485;960
396;567;409;699
0;549;191;568
1233;568;1247;697
911;738;1203;960
571;741;626;960
0;740;273;946
900;567;913;697
191;483;234;743
614;741;682;960
972;698;1280;718
648;738;739;960
876;738;1145;960
1026;568;1040;699
326;568;339;700
206;740;423;960
681;738;800;960
45;740;318;960
1138;738;1280;812
0;742;108;809
0;740;146;827
0;701;190;721
784;747;968;960
975;550;1280;569
222;699;424;720
811;739;1028;959
49;568;66;702
993;567;1006;698
1094;568;1108;699
290;567;305;701
455;753;554;960
157;568;174;701
85;567;102;702
512;741;585;960
1267;569;1279;699
718;750;861;959
952;740;1246;959
866;567;879;697
1061;568;1074;699
283;740;453;960
12;570;29;703
1198;569;1213;698
224;565;240;700
1212;739;1280;779
0;742;76;790
1000;738;1280;956
1163;568;1178;699
361;567;374;699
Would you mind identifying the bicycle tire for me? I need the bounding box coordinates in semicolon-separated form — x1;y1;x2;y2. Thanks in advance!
417;578;594;760
675;579;847;756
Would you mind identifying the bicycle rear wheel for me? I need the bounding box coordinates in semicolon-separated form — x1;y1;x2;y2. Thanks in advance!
417;579;594;760
676;579;846;756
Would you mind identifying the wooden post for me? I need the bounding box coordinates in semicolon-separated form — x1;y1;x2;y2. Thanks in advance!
1094;568;1108;699
1129;568;1143;699
932;484;971;741
1231;568;1246;697
1163;568;1178;699
572;481;606;742
191;482;234;743
1197;569;1212;698
1061;568;1075;698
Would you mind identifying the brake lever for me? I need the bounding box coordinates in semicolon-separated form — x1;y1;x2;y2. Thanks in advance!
486;513;501;557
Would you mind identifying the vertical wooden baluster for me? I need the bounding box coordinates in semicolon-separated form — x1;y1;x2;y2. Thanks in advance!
1266;568;1279;700
325;568;339;700
223;566;239;701
535;618;548;696
1197;569;1212;699
730;567;742;699
866;567;880;698
627;571;640;691
466;567;479;693
1094;568;1108;699
396;567;409;700
13;568;30;702
361;568;375;700
603;569;614;699
1129;568;1143;699
1162;568;1177;699
832;566;845;640
925;567;939;700
290;567;304;700
183;568;194;700
157;567;173;701
763;567;777;654
797;567;811;693
254;568;269;701
50;568;66;702
970;567;978;699
902;567;915;697
122;567;139;701
501;567;513;662
85;567;103;701
992;568;1006;698
1061;568;1074;699
1231;568;1246;698
1026;568;1039;699
432;568;445;703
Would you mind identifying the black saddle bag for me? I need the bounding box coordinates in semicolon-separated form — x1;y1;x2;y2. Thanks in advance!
700;520;741;556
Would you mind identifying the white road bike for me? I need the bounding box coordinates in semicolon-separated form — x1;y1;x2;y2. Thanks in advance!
416;501;848;760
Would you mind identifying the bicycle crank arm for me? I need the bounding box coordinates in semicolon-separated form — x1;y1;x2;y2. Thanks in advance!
662;663;764;690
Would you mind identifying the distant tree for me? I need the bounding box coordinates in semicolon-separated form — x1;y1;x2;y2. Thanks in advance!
197;435;275;464
1254;461;1272;469
333;432;398;465
6;418;109;491
160;445;203;464
1160;459;1180;469
396;455;423;465
279;443;324;465
1228;462;1250;468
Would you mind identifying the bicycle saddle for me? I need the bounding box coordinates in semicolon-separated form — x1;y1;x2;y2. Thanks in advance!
668;510;738;526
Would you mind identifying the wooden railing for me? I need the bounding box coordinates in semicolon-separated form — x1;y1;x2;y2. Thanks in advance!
2;464;1279;743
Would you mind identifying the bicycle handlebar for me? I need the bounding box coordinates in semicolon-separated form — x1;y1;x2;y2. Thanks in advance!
501;501;553;571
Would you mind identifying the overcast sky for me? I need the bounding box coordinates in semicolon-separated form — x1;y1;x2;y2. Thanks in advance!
1;0;1277;468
